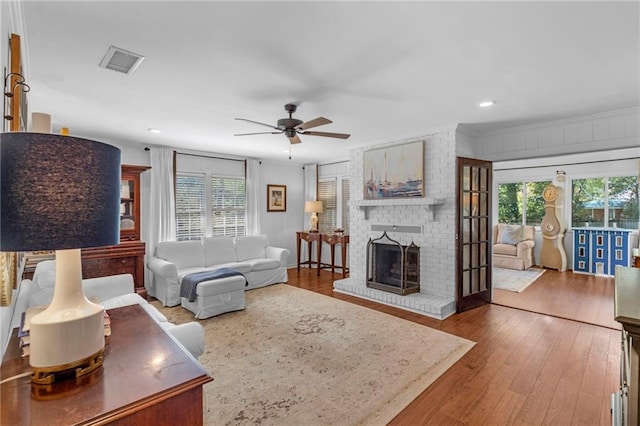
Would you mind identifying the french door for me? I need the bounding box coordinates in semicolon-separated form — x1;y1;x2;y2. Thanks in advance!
456;157;492;312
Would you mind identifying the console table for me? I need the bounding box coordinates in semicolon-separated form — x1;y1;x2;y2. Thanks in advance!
1;304;212;425
296;232;349;278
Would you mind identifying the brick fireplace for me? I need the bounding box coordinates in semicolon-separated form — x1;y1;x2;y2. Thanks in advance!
367;231;420;295
333;125;468;320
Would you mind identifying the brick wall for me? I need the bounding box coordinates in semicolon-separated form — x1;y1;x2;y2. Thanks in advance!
334;125;460;318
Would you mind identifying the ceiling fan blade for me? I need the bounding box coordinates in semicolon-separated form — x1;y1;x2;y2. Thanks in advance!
234;131;282;136
302;131;351;139
234;118;279;130
297;117;332;130
288;134;302;144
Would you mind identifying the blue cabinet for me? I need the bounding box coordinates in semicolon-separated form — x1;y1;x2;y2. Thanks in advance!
572;228;631;276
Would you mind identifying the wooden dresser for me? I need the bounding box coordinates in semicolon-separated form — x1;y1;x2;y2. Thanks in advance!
82;241;146;296
1;304;212;425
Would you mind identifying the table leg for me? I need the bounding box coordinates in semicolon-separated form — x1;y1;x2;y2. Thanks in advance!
317;239;322;277
297;236;301;272
330;245;336;274
340;243;346;278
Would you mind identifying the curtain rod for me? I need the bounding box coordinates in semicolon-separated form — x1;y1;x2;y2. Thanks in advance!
494;155;640;171
144;147;245;163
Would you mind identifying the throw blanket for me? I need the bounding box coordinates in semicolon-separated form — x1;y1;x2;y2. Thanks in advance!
180;268;247;302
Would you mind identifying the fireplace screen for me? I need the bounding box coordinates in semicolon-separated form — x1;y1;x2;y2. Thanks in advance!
366;231;420;295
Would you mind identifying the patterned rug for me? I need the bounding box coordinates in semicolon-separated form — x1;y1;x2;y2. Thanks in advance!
493;267;546;292
153;284;474;425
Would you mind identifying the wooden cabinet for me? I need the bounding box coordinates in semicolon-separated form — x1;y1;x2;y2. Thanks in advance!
573;228;632;276
120;165;150;242
81;241;146;296
82;165;150;297
21;165;151;297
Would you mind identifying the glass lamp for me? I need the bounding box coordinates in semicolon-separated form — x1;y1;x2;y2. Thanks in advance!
304;200;323;232
0;132;121;383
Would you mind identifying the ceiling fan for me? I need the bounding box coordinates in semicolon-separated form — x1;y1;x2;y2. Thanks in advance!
234;103;350;144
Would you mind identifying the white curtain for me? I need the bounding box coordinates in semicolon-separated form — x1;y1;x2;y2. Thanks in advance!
246;159;261;235
303;163;318;229
148;147;176;268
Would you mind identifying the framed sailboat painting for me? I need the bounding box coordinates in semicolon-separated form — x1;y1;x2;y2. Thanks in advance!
363;140;424;199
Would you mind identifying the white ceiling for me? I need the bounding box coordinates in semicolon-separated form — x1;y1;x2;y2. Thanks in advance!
18;1;640;164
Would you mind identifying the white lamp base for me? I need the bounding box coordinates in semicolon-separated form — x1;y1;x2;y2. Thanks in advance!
310;212;319;232
28;248;105;383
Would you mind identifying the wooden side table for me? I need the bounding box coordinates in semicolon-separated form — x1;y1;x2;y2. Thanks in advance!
297;231;322;276
296;232;350;278
1;304;212;425
320;233;350;278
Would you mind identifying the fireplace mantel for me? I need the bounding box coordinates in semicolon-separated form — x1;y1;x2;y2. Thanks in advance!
354;198;445;220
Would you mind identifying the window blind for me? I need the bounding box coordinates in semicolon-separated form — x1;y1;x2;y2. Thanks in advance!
175;174;205;241
318;179;337;234
341;178;350;233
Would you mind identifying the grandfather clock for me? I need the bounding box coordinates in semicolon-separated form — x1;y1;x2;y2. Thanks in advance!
540;185;567;271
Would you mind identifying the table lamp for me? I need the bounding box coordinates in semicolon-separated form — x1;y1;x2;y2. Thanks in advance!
0;132;121;384
304;200;323;232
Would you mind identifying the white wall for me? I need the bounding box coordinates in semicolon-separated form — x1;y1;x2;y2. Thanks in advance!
257;159;305;265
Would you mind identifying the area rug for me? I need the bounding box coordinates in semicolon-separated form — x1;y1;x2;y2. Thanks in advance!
493;266;546;292
153;284;474;425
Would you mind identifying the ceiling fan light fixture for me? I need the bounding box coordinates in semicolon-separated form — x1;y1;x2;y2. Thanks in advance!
478;100;497;108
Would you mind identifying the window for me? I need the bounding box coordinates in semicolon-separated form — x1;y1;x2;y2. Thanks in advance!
497;180;551;226
211;177;246;237
176;174;246;240
175;174;205;241
572;175;639;229
318;179;337;234
341;178;350;234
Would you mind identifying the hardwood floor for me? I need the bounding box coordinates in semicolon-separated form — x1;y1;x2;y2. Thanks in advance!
286;267;620;425
492;269;619;330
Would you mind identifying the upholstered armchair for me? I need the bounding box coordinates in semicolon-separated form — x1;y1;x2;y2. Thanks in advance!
492;224;536;270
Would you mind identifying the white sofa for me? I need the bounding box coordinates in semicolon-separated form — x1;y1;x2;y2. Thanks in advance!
147;235;290;308
9;260;205;359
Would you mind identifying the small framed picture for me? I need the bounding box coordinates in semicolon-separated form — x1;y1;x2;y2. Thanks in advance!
267;184;286;212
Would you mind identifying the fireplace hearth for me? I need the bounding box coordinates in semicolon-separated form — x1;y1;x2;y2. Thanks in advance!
366;232;420;295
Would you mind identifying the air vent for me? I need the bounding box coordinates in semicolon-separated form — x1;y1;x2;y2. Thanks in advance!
99;46;145;75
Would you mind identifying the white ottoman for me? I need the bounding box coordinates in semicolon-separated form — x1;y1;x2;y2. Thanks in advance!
181;275;247;319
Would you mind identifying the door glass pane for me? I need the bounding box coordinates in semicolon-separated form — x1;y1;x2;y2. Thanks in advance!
480;242;487;265
463;219;470;243
472;218;479;242
480;192;488;216
463;193;471;216
471;244;478;267
463;244;470;269
472;269;479;292
480;217;487;241
480;266;487;291
480;167;488;191
463;166;470;191
471;167;479;191
463;271;470;296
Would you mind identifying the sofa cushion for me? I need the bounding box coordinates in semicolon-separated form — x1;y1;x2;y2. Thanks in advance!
245;258;282;272
494;243;518;256
156;240;205;270
499;225;524;245
234;235;269;261
204;237;237;266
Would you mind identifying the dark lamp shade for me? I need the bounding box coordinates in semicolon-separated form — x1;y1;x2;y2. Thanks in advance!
1;132;121;251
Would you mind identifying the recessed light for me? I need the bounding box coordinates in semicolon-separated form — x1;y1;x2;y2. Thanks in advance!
148;128;162;134
478;100;497;108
